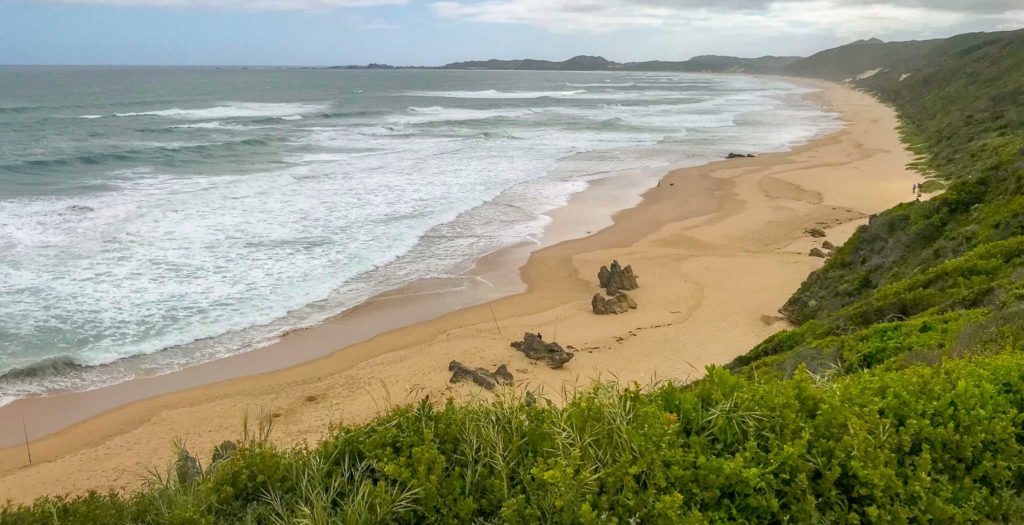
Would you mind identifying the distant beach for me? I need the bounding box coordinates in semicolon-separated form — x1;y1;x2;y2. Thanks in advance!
0;79;922;502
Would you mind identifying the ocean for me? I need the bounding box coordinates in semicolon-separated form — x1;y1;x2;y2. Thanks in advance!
0;66;840;405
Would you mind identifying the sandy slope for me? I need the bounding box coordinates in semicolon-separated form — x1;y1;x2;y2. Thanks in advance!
0;80;921;504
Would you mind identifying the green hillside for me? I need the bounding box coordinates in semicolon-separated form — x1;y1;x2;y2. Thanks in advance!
749;28;1024;376
5;29;1024;524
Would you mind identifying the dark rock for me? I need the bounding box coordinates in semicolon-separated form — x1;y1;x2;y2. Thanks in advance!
805;228;827;238
822;240;836;251
726;152;756;159
494;364;513;384
592;293;638;315
175;448;202;484
210;440;238;466
510;333;574;369
449;361;514;390
809;247;828;258
598;260;639;296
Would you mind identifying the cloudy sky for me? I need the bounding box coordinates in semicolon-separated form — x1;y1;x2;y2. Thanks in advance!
1;0;1022;65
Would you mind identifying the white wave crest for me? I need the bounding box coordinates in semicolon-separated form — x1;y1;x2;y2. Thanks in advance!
113;102;328;120
402;89;586;99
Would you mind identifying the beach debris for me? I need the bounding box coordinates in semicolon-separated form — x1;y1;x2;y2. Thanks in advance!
598;260;639;296
592;293;638;315
511;332;574;369
726;152;756;159
809;247;828;258
448;361;514;391
805;228;827;238
174;447;203;484
822;240;836;251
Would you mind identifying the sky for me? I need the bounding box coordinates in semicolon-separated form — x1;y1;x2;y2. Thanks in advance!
1;0;1022;65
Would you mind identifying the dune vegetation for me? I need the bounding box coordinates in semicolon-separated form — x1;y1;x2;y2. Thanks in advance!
4;28;1024;524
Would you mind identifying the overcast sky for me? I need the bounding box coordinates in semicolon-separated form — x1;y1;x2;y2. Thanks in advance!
1;0;1022;65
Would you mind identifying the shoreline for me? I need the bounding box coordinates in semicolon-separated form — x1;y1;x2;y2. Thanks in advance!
0;77;822;445
0;79;921;503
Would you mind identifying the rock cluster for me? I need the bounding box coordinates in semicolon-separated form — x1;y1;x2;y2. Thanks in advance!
805;228;827;238
598;260;639;296
727;152;757;159
510;333;574;369
448;361;514;390
592;292;638;315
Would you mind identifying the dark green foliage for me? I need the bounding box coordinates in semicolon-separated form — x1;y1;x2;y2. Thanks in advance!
6;354;1024;524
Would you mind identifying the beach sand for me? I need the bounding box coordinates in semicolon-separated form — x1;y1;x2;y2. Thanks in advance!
0;80;921;504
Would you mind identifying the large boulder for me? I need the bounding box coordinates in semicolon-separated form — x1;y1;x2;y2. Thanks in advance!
727;152;756;159
510;333;574;369
448;361;514;391
809;247;828;258
592;293;637;315
805;228;827;238
598;260;639;296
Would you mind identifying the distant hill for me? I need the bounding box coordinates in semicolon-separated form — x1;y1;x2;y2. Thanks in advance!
442;54;800;73
441;55;617;71
781;30;1023;82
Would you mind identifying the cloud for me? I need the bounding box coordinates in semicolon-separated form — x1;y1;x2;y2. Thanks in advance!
431;0;1023;37
39;0;406;9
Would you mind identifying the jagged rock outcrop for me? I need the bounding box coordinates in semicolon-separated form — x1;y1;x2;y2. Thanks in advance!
822;240;836;251
210;441;238;467
510;333;574;369
175;448;202;484
448;361;514;390
726;152;756;159
805;228;827;238
592;293;638;315
598;260;639;296
809;247;828;258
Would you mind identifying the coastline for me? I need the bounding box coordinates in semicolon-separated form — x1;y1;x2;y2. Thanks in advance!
0;79;921;503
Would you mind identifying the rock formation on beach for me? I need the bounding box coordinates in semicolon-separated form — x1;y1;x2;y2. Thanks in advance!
592;293;638;315
805;228;827;238
727;152;756;159
175;448;202;484
448;361;513;390
822;240;836;251
510;333;574;369
598;260;639;296
809;247;828;258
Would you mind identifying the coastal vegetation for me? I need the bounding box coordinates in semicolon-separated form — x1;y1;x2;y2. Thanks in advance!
4;28;1024;523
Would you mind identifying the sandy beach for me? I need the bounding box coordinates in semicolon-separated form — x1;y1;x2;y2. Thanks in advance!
0;79;921;504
